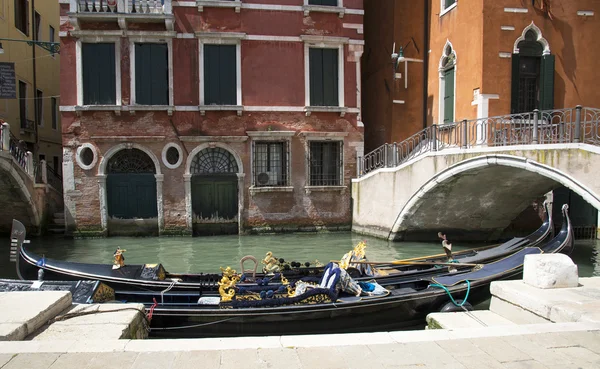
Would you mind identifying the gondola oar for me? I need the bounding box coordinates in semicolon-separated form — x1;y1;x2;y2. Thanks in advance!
331;260;480;268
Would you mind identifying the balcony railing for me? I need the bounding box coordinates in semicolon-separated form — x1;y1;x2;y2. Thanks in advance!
72;0;172;15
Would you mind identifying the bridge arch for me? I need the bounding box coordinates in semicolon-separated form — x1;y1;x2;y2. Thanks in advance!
388;154;600;241
0;158;40;231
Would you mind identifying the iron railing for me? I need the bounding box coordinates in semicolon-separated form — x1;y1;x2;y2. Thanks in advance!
358;106;600;177
46;164;64;193
8;131;28;170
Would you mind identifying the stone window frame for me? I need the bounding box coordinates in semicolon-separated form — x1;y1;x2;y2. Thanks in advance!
196;32;245;116
440;0;457;17
303;0;346;18
162;142;183;169
302;35;348;117
75;143;98;171
300;131;348;194
438;40;457;125
247;131;295;195
74;34;122;110
129;33;175;111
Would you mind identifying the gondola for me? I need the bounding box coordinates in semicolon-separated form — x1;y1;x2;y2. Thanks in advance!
96;204;574;338
10;202;555;292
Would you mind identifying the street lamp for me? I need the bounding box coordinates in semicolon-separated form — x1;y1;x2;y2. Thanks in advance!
0;38;60;54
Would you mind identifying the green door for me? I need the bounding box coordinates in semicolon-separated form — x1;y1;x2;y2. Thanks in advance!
107;173;157;219
443;67;454;123
192;175;237;220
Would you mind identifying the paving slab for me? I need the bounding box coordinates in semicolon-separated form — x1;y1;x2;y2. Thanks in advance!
489;296;550;324
32;303;147;341
426;310;518;329
0;291;71;341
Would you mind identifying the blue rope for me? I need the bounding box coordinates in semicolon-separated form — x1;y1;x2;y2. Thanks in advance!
429;280;471;307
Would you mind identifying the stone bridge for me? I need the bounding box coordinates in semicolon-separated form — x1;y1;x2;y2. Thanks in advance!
0;123;63;235
352;107;600;242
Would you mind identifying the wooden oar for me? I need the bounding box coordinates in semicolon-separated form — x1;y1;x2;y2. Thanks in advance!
331;260;480;268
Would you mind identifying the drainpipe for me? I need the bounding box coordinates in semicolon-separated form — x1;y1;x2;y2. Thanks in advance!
422;0;429;129
32;0;38;151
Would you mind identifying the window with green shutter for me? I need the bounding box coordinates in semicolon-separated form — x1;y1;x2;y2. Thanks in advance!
82;43;116;105
309;48;339;107
135;43;169;105
440;43;456;124
309;0;338;5
443;68;454;123
204;44;237;105
511;29;554;113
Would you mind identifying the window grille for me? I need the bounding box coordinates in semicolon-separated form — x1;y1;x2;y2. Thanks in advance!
191;147;238;174
253;142;289;187
309;141;342;186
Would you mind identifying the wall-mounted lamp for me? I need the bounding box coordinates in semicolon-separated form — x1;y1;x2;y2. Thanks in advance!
0;38;60;54
391;40;423;89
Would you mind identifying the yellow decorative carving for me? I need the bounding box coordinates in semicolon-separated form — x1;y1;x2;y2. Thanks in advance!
261;251;281;273
219;267;240;302
339;241;367;269
112;247;126;269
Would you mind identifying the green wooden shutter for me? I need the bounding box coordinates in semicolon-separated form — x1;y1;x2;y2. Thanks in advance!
136;44;169;105
443;68;454;123
510;54;520;114
323;48;339;106
82;43;116;105
309;48;324;106
204;45;236;105
539;54;555;111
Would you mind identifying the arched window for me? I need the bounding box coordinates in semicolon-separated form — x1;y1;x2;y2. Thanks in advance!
511;24;554;113
439;42;456;124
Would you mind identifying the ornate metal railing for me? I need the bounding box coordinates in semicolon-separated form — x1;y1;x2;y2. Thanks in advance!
8;132;28;170
358;106;600;177
46;164;64;193
73;0;171;14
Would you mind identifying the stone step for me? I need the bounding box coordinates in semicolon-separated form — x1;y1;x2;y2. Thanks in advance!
426;310;518;329
52;218;65;225
0;291;72;341
53;212;64;219
31;303;148;340
46;227;65;235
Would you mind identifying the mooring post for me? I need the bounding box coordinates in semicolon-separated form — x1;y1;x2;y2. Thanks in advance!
574;105;582;143
532;109;539;144
462;119;468;148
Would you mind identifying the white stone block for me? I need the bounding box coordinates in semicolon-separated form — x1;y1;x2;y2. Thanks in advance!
523;254;579;289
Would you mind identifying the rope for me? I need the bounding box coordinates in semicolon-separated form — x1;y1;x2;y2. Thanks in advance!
147;298;158;322
429;280;471;307
50;306;148;324
149;317;237;331
160;280;176;304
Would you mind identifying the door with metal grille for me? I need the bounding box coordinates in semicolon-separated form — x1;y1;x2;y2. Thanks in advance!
106;149;157;219
190;148;239;229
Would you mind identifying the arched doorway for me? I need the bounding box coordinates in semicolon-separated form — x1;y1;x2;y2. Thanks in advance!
106;148;158;236
190;147;239;235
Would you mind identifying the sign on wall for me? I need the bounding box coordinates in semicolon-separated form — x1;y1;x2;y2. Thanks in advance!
0;63;16;99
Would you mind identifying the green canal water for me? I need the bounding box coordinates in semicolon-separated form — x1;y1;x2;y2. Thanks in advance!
2;232;599;278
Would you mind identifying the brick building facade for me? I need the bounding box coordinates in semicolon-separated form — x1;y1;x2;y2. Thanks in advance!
59;0;364;237
364;0;600;152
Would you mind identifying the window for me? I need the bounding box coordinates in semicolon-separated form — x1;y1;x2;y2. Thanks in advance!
309;48;339;106
441;0;456;14
203;44;236;105
14;0;29;36
18;80;29;130
135;43;168;105
82;43;116;105
439;43;456;123
309;141;342;186
51;97;57;130
35;89;43;126
34;11;41;41
511;29;554;113
253;142;289;187
49;25;55;56
309;0;338;5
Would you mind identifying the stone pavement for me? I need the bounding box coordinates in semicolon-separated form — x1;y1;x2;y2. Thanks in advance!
0;322;598;369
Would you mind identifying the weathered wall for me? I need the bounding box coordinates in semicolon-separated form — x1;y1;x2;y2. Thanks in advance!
59;1;364;236
352;144;600;241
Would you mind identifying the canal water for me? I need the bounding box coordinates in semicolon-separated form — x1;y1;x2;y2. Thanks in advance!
2;232;599;278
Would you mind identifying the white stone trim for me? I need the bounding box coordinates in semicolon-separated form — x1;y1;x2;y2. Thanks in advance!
470;92;500;144
196;0;241;12
162;143;183;169
246;131;296;138
177;33;195;39
242;3;303;12
393;100;405;104
198;34;244;106
343;23;363;34
513;22;551;55
244;106;305;112
299;131;348;139
440;0;457;17
577;11;594;17
129;37;174;106
304;38;346;109
438;40;456;124
504;8;528;13
245;35;303;42
303;0;345;18
76;37;122;106
499;52;512;58
501;26;515;31
75;143;98;171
